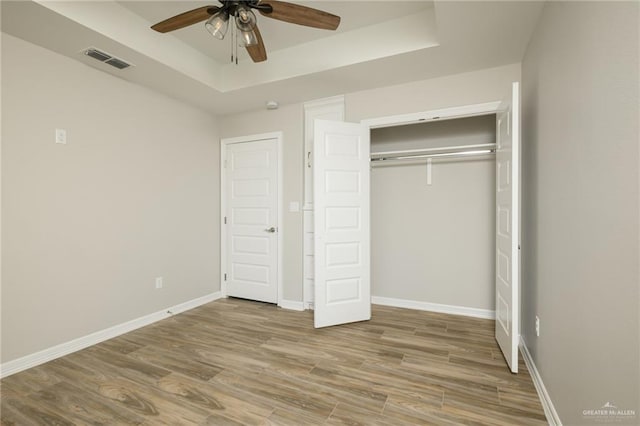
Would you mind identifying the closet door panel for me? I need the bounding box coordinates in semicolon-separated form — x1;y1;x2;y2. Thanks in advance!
495;82;520;373
313;119;371;328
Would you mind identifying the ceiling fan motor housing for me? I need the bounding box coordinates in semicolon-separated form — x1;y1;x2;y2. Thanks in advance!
218;0;273;15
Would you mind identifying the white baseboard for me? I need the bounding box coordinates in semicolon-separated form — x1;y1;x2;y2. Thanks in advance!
0;291;222;379
279;299;305;311
520;337;562;426
371;296;495;320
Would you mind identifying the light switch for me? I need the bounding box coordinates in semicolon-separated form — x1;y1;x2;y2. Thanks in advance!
289;201;300;212
55;128;67;144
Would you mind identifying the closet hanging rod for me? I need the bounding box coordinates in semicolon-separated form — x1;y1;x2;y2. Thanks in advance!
371;149;495;163
370;143;496;159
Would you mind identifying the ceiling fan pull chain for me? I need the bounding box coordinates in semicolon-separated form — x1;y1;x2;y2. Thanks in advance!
233;16;239;65
231;16;235;64
234;21;238;64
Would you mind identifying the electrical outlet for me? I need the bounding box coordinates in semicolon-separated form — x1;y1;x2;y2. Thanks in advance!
535;315;540;337
155;277;163;289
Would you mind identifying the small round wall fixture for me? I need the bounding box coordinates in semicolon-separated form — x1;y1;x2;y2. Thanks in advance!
266;100;279;110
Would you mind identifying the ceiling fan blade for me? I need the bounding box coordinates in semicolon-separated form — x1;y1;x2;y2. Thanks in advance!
151;6;219;33
258;1;340;30
246;25;267;63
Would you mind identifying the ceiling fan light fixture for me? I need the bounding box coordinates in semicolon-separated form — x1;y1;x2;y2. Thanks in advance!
235;6;258;47
236;6;257;31
239;29;259;47
205;11;229;40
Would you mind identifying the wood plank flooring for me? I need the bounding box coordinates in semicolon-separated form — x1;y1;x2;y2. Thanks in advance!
1;299;547;425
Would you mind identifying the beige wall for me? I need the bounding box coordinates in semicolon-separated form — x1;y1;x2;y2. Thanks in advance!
521;2;639;423
371;116;496;310
345;63;520;122
1;34;221;363
220;64;520;303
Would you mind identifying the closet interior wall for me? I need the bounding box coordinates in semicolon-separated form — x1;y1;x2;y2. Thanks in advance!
371;114;497;311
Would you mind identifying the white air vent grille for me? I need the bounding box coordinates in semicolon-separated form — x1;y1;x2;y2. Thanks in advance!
82;47;132;70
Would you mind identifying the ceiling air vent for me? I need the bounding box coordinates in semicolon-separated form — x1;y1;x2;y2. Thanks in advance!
104;58;130;70
82;47;132;70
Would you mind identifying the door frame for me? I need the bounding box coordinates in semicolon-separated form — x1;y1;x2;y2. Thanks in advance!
360;101;502;129
220;131;284;307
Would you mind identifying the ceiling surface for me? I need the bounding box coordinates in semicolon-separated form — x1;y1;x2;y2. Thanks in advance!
1;1;544;115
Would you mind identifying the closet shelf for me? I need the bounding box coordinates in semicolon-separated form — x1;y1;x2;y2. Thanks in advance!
370;143;496;163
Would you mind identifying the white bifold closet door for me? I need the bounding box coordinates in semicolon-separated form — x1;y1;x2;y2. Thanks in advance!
313;119;371;328
495;82;521;373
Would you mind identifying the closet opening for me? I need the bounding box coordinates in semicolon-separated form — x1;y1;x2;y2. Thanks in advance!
370;114;497;317
310;82;520;371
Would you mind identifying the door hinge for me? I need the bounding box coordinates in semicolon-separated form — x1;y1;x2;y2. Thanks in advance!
224;216;227;225
224;273;227;281
224;159;228;169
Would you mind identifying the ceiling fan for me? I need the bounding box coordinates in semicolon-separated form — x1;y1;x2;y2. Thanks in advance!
151;0;341;63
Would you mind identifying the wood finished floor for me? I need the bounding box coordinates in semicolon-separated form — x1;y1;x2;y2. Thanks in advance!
1;299;547;425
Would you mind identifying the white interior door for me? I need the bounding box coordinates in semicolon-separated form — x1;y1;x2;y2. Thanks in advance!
225;138;278;304
495;82;520;373
313;119;370;328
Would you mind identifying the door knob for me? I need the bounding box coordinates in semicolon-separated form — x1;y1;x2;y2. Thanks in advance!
265;227;276;233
